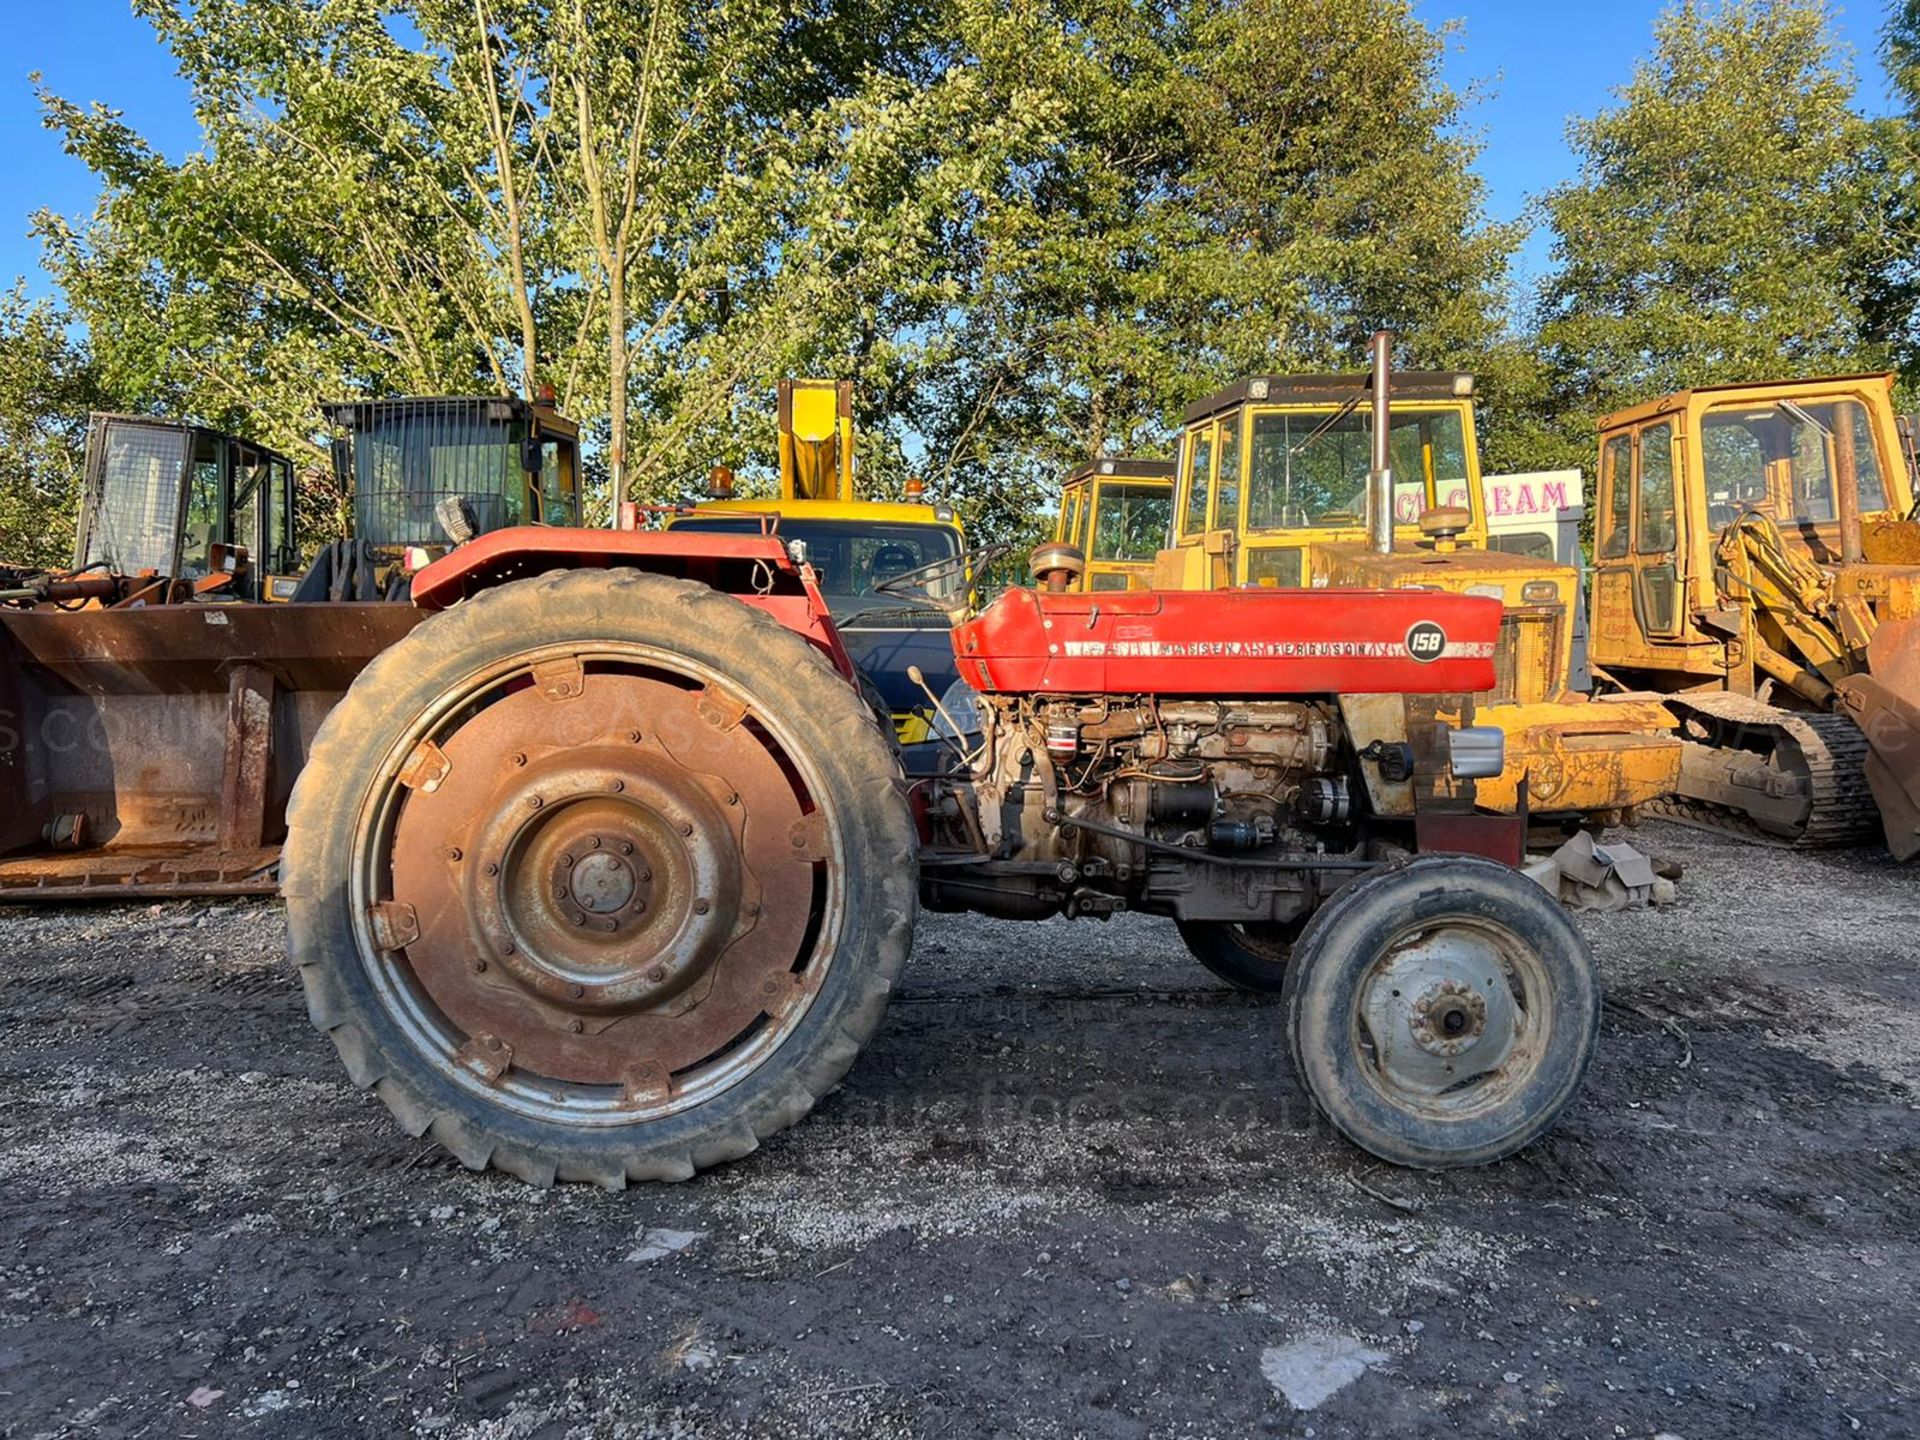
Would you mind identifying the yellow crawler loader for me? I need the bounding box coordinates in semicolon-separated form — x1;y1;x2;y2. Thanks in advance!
1588;374;1920;858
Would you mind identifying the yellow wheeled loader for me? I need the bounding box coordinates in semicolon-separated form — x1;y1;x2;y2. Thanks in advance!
1587;374;1920;858
1149;334;1683;832
1051;457;1175;591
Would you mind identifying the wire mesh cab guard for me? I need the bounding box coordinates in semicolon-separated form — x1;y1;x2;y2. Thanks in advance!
323;395;582;552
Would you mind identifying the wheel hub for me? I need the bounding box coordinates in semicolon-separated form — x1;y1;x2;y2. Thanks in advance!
568;850;639;915
378;663;830;1096
1360;930;1519;1096
472;756;742;1014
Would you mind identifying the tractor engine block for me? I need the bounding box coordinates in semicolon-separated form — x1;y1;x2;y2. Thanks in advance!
921;693;1361;924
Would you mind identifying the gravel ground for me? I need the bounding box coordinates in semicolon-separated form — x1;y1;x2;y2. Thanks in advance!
0;820;1915;1439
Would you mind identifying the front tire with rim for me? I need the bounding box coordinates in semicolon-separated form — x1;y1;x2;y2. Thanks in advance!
1281;854;1598;1168
281;568;917;1186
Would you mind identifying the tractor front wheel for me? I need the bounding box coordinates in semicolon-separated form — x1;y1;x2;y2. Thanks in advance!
281;568;916;1186
1281;855;1598;1168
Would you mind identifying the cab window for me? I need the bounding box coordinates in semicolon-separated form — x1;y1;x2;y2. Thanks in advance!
1599;434;1632;559
1636;423;1676;555
1244;406;1466;530
1183;428;1214;536
1090;483;1173;561
1700;397;1888;527
1214;419;1242;529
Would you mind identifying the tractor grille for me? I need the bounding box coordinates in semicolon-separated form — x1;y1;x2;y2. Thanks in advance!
1488;605;1564;706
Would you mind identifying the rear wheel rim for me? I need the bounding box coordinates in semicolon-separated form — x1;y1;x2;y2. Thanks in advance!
1349;917;1551;1123
346;641;845;1128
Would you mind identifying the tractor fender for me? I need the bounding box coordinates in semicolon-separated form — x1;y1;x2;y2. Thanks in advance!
408;525;855;679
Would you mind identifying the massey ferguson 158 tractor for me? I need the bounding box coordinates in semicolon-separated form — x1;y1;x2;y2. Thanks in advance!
280;412;1603;1189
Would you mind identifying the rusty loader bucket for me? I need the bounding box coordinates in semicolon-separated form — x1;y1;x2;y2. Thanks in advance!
1838;617;1920;861
0;603;422;899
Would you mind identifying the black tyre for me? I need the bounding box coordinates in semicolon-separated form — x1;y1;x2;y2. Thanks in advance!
1175;918;1304;994
1280;854;1598;1168
281;568;917;1186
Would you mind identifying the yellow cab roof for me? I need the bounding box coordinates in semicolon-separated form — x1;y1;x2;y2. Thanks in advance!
1598;372;1898;432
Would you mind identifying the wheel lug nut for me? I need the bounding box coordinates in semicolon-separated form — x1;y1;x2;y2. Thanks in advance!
567;1019;584;1034
560;853;574;867
555;886;570;901
471;958;487;973
639;867;651;880
512;752;528;767
528;795;544;810
627;729;642;743
621;843;634;856
570;912;586;926
445;846;463;861
647;965;667;983
589;837;602;850
693;898;710;915
570;983;585;998
484;862;499;876
726;791;739;806
680;822;693;836
633;900;647;915
609;779;625;793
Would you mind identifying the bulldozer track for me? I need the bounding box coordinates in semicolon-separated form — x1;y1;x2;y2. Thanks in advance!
1647;693;1880;848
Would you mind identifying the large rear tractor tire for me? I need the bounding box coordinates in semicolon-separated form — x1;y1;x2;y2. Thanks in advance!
281;568;917;1186
1281;855;1598;1169
1175;918;1303;994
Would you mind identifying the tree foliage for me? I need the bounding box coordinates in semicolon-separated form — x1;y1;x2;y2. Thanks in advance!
22;0;1522;549
0;287;108;568
1537;0;1895;422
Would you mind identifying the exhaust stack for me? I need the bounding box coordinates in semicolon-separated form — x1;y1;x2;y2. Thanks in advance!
1369;329;1394;555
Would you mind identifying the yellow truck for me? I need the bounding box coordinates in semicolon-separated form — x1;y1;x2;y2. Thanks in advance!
668;380;966;742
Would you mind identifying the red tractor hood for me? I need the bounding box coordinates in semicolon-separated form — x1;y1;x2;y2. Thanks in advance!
950;587;1501;696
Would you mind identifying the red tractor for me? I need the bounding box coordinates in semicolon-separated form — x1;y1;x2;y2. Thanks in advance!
281;516;1601;1187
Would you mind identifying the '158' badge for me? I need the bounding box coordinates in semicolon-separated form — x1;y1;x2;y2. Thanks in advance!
1405;621;1447;663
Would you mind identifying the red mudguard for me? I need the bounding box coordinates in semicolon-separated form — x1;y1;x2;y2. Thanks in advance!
407;526;856;679
951;587;1501;696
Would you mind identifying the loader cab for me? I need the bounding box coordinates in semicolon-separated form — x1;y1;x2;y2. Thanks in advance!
1588;374;1918;685
1153;370;1602;716
1156;372;1489;591
324;394;581;557
73;415;298;602
1053;457;1175;591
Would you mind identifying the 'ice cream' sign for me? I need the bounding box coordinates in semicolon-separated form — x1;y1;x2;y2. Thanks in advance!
1394;470;1582;523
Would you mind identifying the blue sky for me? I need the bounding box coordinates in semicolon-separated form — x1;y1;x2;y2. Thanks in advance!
0;0;1901;300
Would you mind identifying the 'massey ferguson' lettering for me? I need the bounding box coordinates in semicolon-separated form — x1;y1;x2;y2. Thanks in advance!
1059;638;1496;660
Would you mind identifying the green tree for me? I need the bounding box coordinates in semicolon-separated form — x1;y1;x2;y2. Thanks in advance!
911;0;1520;543
1537;0;1893;420
0;286;110;569
1867;0;1920;382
